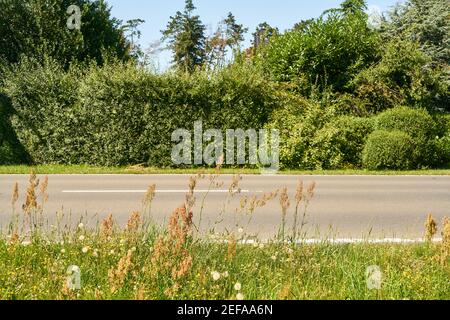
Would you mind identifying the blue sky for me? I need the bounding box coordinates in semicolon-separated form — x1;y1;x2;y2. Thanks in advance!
107;0;401;70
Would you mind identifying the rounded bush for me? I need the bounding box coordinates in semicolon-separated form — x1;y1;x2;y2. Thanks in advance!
376;106;434;139
362;130;417;170
309;116;374;169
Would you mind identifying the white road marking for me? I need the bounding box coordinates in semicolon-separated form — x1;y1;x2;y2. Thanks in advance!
62;189;260;194
238;238;443;245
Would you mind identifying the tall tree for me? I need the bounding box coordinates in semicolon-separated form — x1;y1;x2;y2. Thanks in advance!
162;0;206;73
0;0;133;68
223;13;248;50
205;12;247;68
382;0;450;65
252;22;279;49
340;0;367;15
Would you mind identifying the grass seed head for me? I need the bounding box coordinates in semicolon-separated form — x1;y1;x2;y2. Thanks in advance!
425;213;438;243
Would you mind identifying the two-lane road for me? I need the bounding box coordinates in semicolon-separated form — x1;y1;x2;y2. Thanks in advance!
1;174;449;239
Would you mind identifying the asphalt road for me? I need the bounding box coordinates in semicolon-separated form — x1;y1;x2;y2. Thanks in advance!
1;174;449;239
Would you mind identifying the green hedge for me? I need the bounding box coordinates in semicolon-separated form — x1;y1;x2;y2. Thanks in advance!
376;106;435;140
362;130;417;170
375;106;443;168
309;116;374;169
2;59;279;166
0;94;29;164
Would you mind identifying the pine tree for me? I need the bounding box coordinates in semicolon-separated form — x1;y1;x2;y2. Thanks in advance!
162;0;206;73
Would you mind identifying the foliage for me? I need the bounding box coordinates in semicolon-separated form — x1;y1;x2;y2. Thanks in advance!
374;106;443;167
0;95;29;164
352;40;449;113
258;1;380;94
309;116;374;169
381;0;450;65
162;0;206;73
0;0;131;67
362;130;417;170
268;101;341;170
375;106;435;140
2;58;278;166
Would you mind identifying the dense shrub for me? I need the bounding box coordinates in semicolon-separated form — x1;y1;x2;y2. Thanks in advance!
353;40;449;113
375;106;442;167
362;130;417;170
434;114;450;166
258;8;380;94
2;58;278;166
0;94;29;164
268;101;343;169
308;116;374;169
376;106;434;139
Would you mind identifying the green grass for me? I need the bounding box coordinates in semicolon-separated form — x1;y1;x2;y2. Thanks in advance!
1;170;448;300
1;164;450;175
0;231;448;300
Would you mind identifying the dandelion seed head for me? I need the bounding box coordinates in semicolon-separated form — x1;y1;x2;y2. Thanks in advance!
211;271;221;281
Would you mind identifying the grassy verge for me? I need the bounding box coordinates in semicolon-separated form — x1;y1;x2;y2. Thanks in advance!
1;172;448;300
1;231;449;300
1;164;450;175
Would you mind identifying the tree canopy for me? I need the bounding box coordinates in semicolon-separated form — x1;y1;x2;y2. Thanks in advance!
0;0;132;67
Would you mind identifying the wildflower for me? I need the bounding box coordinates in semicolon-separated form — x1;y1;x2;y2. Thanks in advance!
271;255;277;261
211;271;221;281
101;214;114;239
110;249;115;255
131;247;137;252
234;283;242;291
61;249;66;254
259;243;265;249
223;271;229;278
78;235;85;241
120;239;126;245
238;227;244;234
126;211;141;233
82;247;89;254
21;241;32;246
93;250;99;258
78;223;84;230
236;293;244;300
108;250;133;293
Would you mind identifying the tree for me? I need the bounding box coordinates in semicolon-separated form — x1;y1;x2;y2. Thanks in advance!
223;13;248;50
340;0;367;15
0;0;133;68
324;0;367;16
259;0;380;93
205;12;248;68
381;0;450;65
162;0;206;73
252;22;279;49
123;19;146;60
